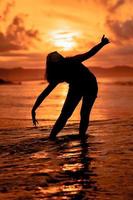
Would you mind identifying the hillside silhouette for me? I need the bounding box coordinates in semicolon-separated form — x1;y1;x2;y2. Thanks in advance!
0;66;133;81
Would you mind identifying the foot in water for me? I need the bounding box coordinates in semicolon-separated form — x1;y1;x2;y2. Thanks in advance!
49;133;88;141
49;135;57;140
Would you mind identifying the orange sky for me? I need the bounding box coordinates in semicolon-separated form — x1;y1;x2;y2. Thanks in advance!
0;0;133;68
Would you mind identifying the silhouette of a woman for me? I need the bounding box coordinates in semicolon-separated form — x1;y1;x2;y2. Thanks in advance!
32;35;110;139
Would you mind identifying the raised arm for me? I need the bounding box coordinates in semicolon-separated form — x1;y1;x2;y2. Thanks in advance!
72;35;110;63
31;82;58;126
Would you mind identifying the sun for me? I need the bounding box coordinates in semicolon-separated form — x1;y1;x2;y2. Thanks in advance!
54;39;75;51
50;30;77;51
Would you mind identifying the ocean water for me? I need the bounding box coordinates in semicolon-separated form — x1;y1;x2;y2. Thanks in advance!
0;77;133;128
0;77;133;200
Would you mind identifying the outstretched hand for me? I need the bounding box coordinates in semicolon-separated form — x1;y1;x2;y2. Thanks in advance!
31;110;39;126
101;35;110;45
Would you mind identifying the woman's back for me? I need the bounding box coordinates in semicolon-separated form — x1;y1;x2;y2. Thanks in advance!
46;51;95;84
63;57;96;84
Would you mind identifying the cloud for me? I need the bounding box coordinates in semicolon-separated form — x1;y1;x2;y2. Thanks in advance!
108;0;125;12
113;45;133;55
95;0;125;12
43;8;89;26
0;0;15;21
106;18;133;40
0;51;45;68
0;51;45;58
0;14;40;52
0;32;20;51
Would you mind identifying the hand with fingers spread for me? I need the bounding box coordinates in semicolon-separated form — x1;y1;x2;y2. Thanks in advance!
101;35;110;45
31;109;39;126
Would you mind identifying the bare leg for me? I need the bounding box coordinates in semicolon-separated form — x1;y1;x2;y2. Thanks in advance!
79;96;96;136
49;87;82;139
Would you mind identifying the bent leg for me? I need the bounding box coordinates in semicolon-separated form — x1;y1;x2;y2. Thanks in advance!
50;87;82;139
79;95;96;136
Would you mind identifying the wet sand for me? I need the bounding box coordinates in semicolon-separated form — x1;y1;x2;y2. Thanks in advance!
0;118;133;200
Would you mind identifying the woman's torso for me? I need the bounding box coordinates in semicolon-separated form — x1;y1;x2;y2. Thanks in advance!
63;58;96;83
62;58;98;96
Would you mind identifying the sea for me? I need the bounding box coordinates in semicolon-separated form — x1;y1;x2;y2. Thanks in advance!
0;77;133;200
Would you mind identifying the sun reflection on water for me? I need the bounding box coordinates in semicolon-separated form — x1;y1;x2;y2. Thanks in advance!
62;163;83;172
33;135;97;199
62;183;82;195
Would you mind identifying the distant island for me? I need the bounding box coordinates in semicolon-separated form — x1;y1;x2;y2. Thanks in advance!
0;79;13;85
0;66;133;81
0;78;21;85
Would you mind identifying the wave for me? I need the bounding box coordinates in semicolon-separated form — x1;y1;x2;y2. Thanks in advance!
99;81;133;86
0;117;132;129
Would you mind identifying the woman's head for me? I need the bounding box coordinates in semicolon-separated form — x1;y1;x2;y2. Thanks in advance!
45;51;65;83
47;51;64;62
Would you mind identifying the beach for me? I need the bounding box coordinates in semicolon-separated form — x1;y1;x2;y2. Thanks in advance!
0;77;133;200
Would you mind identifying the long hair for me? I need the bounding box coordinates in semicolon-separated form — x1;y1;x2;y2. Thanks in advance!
45;51;65;83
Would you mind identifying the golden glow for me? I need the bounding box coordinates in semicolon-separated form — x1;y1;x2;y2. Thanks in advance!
0;0;133;67
54;39;75;50
49;30;79;51
62;163;82;172
62;184;82;194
